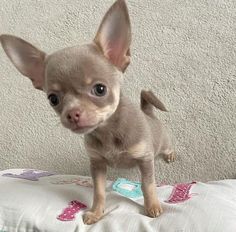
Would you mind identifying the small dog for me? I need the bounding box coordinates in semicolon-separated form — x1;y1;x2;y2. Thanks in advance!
0;0;175;224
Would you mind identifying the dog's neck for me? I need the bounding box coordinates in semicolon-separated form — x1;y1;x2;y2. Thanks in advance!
91;92;127;134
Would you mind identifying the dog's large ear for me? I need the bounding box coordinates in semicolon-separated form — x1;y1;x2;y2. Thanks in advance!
0;34;46;90
94;0;131;72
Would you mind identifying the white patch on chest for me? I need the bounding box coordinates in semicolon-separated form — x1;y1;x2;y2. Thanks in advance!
101;141;147;168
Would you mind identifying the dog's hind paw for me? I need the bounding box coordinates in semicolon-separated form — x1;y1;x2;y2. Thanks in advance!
164;151;176;163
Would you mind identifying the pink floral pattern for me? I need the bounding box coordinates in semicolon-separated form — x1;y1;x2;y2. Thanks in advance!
57;200;87;221
165;182;196;203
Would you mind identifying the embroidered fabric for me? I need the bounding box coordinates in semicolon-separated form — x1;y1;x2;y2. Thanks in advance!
112;178;143;199
2;169;54;181
165;182;196;203
57;200;87;221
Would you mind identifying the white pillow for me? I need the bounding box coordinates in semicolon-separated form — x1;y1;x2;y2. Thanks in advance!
0;169;236;232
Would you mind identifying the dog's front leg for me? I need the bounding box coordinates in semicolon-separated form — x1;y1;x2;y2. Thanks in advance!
138;159;163;217
83;159;107;225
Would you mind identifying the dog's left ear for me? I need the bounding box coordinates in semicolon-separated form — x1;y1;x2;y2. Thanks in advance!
94;0;131;72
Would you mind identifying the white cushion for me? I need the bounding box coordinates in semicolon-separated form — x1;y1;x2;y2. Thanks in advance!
0;169;236;232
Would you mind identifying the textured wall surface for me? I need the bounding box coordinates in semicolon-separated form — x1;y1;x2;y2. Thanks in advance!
0;0;235;183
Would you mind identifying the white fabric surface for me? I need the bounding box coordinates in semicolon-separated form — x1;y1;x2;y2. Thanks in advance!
0;169;236;232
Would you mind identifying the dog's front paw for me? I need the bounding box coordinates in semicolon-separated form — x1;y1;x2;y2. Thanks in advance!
164;151;176;163
145;203;163;218
83;211;103;225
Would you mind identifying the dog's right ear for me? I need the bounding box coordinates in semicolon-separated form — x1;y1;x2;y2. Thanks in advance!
0;34;46;90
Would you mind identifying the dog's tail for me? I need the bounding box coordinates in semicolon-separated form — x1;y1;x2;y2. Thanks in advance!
141;90;168;116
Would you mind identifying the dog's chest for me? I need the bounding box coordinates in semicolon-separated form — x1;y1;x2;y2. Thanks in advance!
85;135;139;168
102;146;137;168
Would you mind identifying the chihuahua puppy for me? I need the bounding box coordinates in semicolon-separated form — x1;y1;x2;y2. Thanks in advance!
0;0;175;225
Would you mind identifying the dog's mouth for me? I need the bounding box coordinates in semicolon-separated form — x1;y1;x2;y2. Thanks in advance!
61;114;105;134
70;120;105;134
71;124;97;134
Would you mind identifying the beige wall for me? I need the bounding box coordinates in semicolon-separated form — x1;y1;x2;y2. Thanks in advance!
0;0;235;183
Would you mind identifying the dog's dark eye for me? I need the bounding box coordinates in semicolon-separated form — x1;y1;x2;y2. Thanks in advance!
48;93;60;106
92;84;107;97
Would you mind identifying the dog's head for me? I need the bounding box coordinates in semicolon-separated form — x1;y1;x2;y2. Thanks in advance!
0;0;131;134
